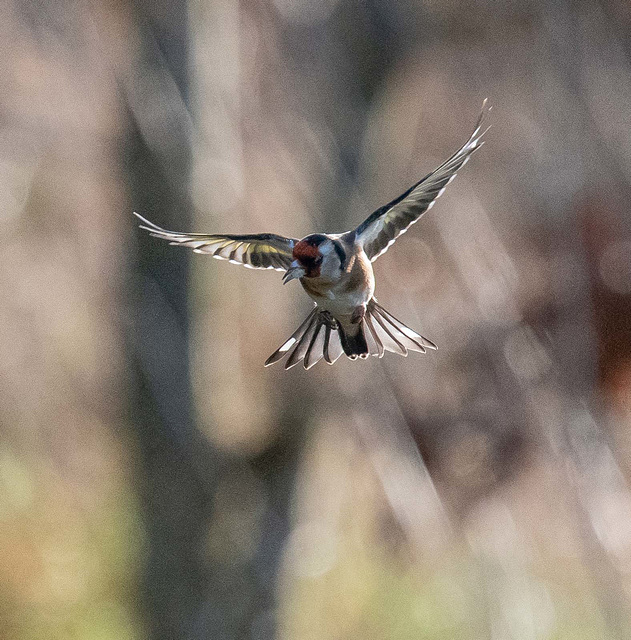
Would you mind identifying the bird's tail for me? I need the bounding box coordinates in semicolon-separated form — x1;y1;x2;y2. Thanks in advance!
338;323;369;360
264;299;436;370
363;299;437;358
264;308;345;370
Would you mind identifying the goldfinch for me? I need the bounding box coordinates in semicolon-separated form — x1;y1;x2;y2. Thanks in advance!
135;101;489;369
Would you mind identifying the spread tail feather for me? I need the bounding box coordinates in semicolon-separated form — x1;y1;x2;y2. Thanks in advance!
365;299;437;357
338;323;369;359
264;308;344;370
264;299;436;370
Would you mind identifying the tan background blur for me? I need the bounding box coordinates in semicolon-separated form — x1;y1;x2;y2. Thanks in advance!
2;0;631;639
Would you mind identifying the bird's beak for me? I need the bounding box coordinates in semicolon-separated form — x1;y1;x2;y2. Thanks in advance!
283;261;306;285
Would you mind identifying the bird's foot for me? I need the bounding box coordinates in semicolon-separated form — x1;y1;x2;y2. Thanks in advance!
350;305;366;325
319;310;338;329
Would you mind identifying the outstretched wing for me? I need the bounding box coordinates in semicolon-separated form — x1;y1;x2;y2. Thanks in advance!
353;100;490;262
134;213;298;272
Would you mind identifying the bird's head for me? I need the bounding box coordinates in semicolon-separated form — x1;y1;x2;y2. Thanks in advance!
282;234;346;284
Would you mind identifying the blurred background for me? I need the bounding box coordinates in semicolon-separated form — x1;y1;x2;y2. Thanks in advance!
2;0;631;638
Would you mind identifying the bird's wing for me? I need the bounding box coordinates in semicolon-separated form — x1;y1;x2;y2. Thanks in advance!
134;213;297;271
352;101;490;262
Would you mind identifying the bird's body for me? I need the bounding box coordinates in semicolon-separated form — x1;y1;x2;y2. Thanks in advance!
135;102;489;369
295;237;375;358
298;238;374;320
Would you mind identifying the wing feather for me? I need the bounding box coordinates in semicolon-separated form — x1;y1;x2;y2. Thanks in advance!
353;101;490;261
134;213;297;272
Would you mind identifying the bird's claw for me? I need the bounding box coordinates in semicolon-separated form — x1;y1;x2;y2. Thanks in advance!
350;305;366;325
319;310;338;329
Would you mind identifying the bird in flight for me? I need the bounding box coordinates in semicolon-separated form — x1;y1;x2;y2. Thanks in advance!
135;101;489;370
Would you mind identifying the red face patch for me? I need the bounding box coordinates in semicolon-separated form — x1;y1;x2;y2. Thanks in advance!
293;240;322;277
293;240;320;262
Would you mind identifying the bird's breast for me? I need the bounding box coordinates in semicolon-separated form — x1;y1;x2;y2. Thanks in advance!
300;249;374;316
